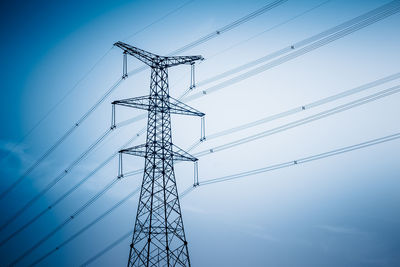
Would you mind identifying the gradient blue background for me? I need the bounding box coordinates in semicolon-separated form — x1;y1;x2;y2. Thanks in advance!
0;0;399;266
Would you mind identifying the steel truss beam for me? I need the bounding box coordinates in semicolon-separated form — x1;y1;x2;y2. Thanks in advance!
113;95;205;117
114;41;203;68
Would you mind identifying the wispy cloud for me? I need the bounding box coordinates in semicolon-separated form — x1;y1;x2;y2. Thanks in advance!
241;223;280;242
0;140;36;176
0;139;58;185
316;224;367;236
0;140;30;163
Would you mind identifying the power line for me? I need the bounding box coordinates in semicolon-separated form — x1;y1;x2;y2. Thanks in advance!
117;13;400;140
0;0;287;201
79;130;400;265
168;0;288;55
6;2;311;207
122;0;195;41
79;186;194;267
34;2;400;264
6;58;201;264
30;188;141;266
205;0;331;61
193;85;400;157
0;127;115;234
7;177;121;267
14;82;398;265
183;0;400;102
0;132;144;247
80;231;131;267
126;0;288;77
0;47;114;164
124;84;400;177
1;0;196;166
0;63;196;246
24;83;400;265
162;0;399;105
0;62;198;245
5;0;395;207
199;132;400;186
5;1;396;262
185;72;400;150
6;121;198;264
0;78;124;200
171;0;331;101
116;64;400;146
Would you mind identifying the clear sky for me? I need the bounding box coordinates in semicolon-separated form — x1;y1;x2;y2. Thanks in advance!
0;0;399;266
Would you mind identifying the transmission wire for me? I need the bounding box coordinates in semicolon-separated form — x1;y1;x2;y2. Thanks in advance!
3;0;400;264
124;84;400;176
183;1;400;102
122;0;195;41
126;0;288;77
193;85;400;157
0;0;196;165
0;47;114;164
79;130;400;266
8;177;121;266
30;187;141;266
0;78;124;200
185;72;400;150
0;0;288;201
0;127;115;233
118;1;400;129
0;131;145;247
205;0;331;61
24;83;400;265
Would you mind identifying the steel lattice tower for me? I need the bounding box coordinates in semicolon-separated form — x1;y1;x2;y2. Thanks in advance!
113;41;204;267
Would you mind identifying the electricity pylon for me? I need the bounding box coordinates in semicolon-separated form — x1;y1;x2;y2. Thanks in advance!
113;41;204;267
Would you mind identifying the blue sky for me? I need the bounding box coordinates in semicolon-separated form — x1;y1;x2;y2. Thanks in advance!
0;0;399;266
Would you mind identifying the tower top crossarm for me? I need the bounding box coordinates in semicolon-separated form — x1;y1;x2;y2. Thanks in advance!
114;41;203;68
